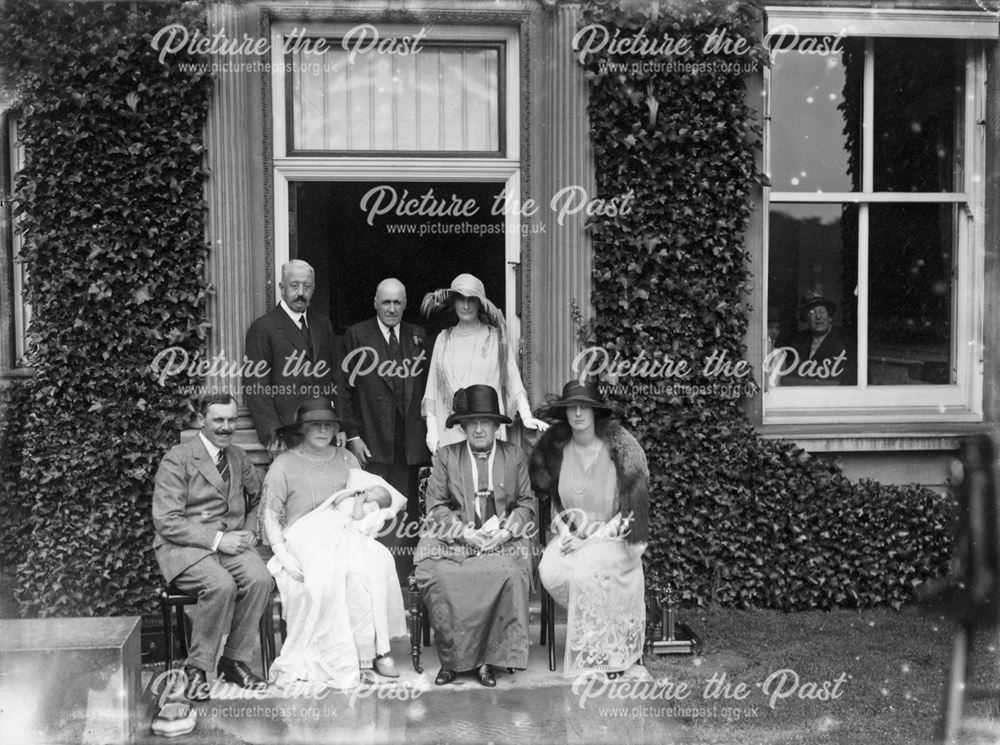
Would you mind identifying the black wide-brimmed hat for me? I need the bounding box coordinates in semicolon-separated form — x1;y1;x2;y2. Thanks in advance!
445;384;513;428
538;380;616;420
278;396;356;436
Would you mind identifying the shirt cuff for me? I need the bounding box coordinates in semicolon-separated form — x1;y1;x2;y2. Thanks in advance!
211;531;224;552
347;436;360;443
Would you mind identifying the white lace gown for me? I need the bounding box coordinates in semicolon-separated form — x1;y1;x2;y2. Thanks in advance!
262;460;408;689
538;447;647;677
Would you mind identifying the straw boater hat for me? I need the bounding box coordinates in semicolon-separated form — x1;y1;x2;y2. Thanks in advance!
278;396;356;436
420;273;506;330
538;379;616;421
445;385;513;429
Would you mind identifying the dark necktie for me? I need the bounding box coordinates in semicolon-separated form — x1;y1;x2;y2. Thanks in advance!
299;316;313;359
388;327;404;412
472;454;496;529
216;449;230;485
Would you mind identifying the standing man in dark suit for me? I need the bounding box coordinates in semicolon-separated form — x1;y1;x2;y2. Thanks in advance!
152;393;272;701
244;260;342;449
342;278;431;574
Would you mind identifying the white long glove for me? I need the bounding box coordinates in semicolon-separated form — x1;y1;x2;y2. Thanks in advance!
425;413;439;454
272;543;304;582
516;396;549;432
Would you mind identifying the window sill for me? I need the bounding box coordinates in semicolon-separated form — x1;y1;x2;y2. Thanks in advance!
757;421;991;453
0;367;35;384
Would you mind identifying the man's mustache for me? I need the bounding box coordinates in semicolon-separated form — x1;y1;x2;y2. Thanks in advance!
216;430;234;436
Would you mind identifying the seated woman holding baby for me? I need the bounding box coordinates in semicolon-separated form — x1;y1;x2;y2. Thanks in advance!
260;396;408;689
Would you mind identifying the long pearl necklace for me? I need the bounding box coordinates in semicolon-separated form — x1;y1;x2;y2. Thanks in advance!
568;438;603;494
294;446;335;473
292;446;346;512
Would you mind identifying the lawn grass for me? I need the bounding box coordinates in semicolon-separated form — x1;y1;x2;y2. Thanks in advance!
640;605;1000;745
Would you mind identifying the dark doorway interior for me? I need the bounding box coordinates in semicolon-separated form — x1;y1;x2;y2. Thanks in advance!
291;181;507;338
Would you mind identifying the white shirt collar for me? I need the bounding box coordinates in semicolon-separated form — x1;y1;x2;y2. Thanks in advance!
199;432;222;462
376;317;400;344
279;299;306;327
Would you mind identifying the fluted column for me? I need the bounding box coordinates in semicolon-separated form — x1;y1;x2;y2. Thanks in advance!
204;2;265;399
532;2;595;400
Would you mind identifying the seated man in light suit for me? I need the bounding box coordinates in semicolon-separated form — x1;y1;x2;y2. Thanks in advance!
152;393;273;701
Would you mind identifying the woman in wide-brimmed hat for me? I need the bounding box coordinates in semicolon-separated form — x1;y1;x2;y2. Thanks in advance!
420;273;548;452
260;397;408;688
414;385;536;688
529;380;649;678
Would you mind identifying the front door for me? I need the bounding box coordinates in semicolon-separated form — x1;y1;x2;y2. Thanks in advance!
290;179;507;336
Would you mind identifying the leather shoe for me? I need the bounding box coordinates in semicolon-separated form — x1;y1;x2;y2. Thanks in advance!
434;667;457;686
183;665;210;701
217;656;267;690
476;663;496;688
373;654;399;678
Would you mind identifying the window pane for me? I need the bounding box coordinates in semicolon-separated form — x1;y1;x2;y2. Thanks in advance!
868;204;955;385
873;39;963;192
289;43;500;153
767;204;857;387
769;38;863;192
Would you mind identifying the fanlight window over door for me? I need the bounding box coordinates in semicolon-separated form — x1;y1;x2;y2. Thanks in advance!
287;42;503;155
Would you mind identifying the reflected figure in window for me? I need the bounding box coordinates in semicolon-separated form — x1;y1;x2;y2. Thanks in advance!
783;292;856;386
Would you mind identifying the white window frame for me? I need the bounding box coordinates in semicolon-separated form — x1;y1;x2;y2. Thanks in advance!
270;22;523;344
762;8;992;424
8;116;29;366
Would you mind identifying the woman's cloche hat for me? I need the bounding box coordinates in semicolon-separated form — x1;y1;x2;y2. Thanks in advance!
538;379;615;419
279;396;356;435
420;272;506;330
445;384;513;428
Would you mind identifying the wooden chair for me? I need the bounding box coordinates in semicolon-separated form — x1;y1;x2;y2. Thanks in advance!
538;498;557;671
406;467;433;673
158;583;282;678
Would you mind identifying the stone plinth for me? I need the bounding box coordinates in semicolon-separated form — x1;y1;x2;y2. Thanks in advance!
0;616;142;745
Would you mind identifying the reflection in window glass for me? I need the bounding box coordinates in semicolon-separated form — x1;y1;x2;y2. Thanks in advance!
867;204;955;385
769;38;862;192
767;204;857;387
873;39;963;193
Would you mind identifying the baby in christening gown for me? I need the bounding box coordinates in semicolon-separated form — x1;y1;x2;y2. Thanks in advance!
330;469;397;537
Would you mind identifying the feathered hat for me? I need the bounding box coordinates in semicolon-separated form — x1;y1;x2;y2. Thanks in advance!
420;273;506;330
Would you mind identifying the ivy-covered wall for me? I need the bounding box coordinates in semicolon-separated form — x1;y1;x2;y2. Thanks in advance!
579;0;954;609
0;0;211;617
0;0;955;618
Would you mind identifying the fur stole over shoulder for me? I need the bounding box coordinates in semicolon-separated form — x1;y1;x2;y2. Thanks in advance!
529;420;649;543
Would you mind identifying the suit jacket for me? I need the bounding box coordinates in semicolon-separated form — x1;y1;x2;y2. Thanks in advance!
244;304;340;443
152;436;262;583
422;440;536;543
342;318;430;466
